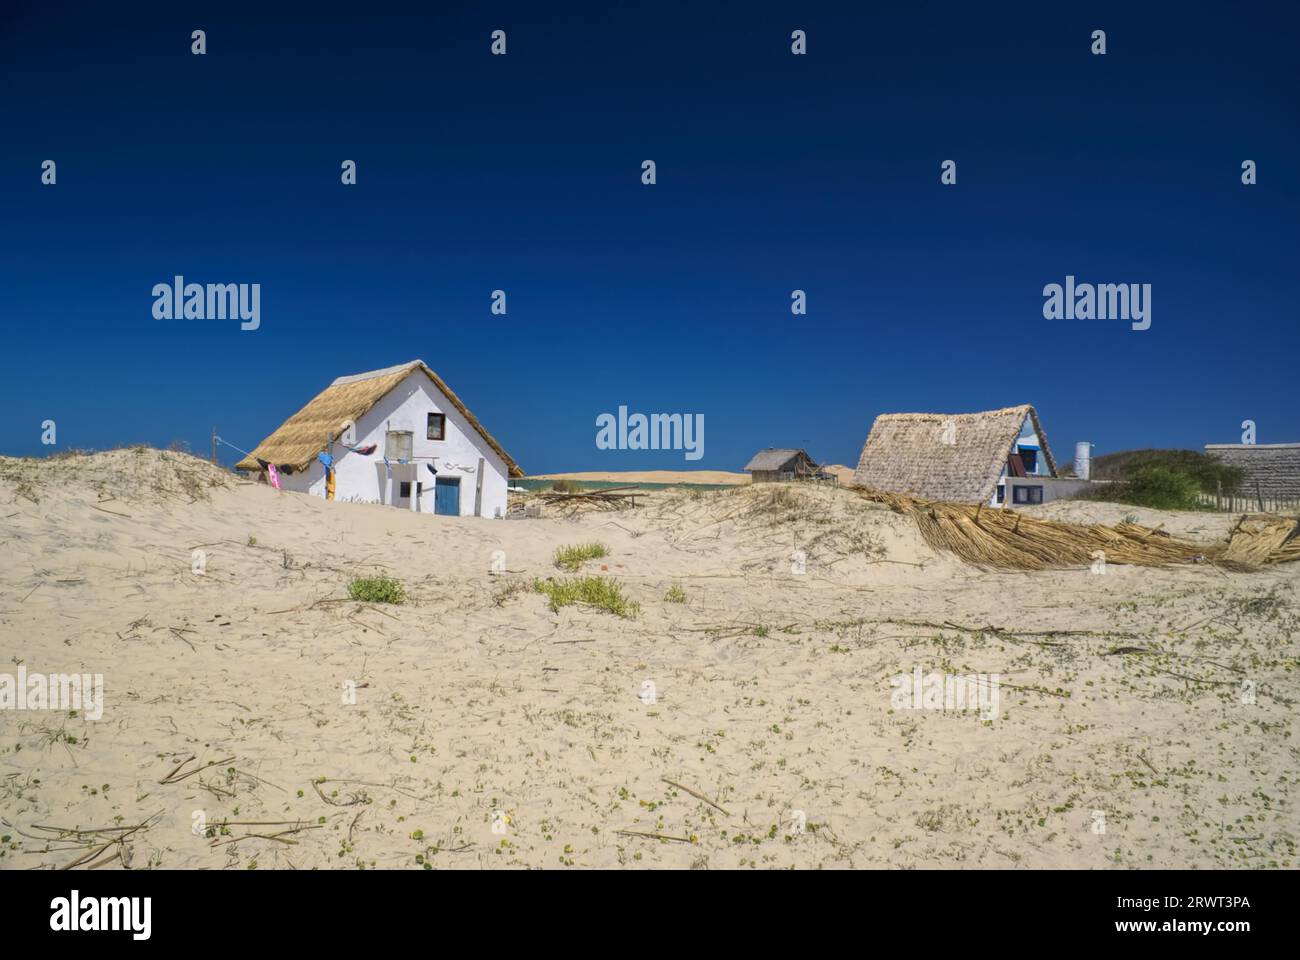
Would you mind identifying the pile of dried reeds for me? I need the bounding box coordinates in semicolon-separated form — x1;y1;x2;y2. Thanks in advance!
858;489;1300;571
535;485;647;510
1220;515;1300;566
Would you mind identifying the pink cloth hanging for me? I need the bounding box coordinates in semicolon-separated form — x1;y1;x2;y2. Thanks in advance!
267;463;281;490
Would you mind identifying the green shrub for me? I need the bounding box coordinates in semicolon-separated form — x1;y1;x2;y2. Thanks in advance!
550;479;580;493
1073;449;1244;511
1124;465;1205;509
534;576;639;618
553;542;609;572
347;576;407;604
1087;449;1244;494
1076;465;1205;510
664;584;687;604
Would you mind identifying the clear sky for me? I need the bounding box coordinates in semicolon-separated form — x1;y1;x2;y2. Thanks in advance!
2;1;1297;473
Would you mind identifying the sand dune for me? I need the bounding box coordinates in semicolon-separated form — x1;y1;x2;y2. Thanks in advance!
529;470;750;485
531;465;856;486
1;448;1295;870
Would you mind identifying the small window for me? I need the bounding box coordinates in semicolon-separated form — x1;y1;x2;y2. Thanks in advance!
398;482;423;499
996;485;1005;504
427;413;446;441
1012;485;1043;505
1019;448;1038;474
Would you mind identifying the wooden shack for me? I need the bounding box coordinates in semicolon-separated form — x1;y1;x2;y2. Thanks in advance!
744;448;819;483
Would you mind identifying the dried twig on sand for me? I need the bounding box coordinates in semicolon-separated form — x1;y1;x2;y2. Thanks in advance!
616;830;694;843
661;778;731;816
159;755;236;784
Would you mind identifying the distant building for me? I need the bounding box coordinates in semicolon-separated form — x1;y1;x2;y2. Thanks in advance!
1205;443;1300;507
744;448;821;483
850;404;1089;507
236;360;522;518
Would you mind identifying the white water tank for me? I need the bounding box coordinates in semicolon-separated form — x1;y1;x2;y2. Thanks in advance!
1074;441;1093;480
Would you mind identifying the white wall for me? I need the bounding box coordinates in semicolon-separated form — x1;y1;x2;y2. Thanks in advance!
276;369;511;518
1003;476;1093;508
989;415;1051;506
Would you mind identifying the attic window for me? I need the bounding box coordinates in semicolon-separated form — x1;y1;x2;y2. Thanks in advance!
427;413;446;441
385;430;413;461
1019;448;1038;474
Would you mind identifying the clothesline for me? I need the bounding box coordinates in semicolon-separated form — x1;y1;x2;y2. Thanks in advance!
214;435;257;460
215;435;375;463
214;436;467;471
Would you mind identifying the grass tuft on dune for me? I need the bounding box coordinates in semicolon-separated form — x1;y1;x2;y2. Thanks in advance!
534;575;639;617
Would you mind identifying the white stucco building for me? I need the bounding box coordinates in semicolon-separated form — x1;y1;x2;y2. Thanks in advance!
236;360;522;518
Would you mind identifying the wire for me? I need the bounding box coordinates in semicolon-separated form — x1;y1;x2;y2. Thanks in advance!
214;436;257;460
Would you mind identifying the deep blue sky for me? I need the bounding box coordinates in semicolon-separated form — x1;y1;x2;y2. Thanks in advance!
3;2;1297;473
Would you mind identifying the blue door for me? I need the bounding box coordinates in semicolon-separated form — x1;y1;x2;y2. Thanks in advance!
434;477;461;515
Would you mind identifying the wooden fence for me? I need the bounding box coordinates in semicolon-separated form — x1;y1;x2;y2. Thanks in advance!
1200;492;1300;515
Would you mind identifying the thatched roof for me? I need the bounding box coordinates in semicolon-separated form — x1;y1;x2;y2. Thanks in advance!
850;404;1056;503
1205;443;1300;497
235;360;522;476
744;448;814;472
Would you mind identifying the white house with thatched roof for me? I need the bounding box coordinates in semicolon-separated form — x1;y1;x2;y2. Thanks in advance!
236;360;522;518
851;404;1087;507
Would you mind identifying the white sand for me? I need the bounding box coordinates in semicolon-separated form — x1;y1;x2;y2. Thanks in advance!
1;448;1295;869
532;465;856;486
530;470;750;485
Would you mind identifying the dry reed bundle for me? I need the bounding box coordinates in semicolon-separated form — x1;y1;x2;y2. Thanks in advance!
858;489;1300;571
1220;515;1300;567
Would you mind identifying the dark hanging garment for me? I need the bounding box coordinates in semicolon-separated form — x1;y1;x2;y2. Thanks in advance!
427;463;438;476
280;464;295;475
256;459;271;471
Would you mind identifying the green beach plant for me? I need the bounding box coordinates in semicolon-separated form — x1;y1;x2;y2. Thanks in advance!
347;576;407;604
553;542;609;572
534;576;639;618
